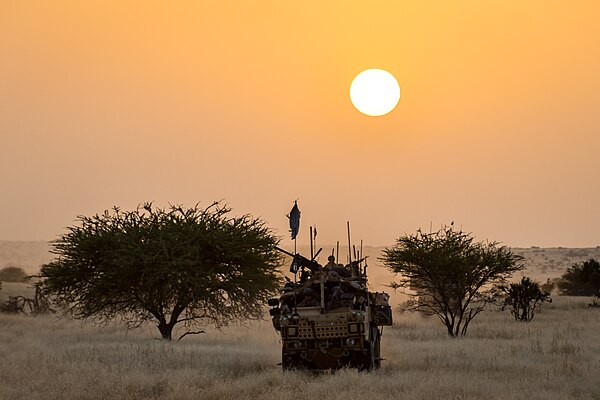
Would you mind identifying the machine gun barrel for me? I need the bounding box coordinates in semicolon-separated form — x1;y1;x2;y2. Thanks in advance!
276;246;322;261
275;246;295;257
275;246;322;273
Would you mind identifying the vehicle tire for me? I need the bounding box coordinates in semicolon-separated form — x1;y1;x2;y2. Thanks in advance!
364;326;381;371
354;327;380;371
282;348;300;371
355;341;374;372
372;327;381;370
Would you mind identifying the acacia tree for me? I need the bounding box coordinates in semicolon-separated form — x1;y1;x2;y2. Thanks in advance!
39;203;283;340
500;277;551;322
381;226;524;337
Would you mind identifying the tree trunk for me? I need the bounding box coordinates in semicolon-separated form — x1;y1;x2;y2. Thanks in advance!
446;324;456;337
158;321;175;340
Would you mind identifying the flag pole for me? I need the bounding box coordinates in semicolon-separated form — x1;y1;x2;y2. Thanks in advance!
294;225;297;314
288;200;301;317
293;248;298;316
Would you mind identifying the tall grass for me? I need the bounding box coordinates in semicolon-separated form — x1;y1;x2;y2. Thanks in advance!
1;296;599;400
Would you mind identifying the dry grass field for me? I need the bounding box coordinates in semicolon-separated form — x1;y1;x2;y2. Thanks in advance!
2;243;600;399
1;281;599;400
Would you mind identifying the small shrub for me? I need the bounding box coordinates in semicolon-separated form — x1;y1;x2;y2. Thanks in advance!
0;296;24;314
0;266;28;282
0;285;54;315
500;277;551;322
557;259;600;297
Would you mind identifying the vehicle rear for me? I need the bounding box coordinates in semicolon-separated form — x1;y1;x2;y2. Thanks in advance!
270;291;392;370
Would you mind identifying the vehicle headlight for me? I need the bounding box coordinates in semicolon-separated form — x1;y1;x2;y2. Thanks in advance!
345;338;356;346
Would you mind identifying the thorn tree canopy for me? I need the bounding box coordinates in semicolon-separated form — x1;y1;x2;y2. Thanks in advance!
39;202;283;340
381;226;524;337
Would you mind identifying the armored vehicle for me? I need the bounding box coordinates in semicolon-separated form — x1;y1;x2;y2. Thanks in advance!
268;248;392;370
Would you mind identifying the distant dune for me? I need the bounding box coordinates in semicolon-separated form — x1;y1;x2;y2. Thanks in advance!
273;244;600;298
511;246;600;281
2;241;599;282
0;241;53;274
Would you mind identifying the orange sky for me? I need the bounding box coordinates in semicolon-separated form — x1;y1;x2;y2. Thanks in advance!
1;1;599;247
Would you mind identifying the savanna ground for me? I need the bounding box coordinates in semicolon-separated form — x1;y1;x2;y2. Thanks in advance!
1;281;599;400
2;244;600;399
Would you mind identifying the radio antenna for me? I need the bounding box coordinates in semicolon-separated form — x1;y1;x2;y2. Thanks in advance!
310;226;314;260
347;221;352;263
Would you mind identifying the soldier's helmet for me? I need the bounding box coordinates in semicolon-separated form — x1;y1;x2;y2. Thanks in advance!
327;255;335;263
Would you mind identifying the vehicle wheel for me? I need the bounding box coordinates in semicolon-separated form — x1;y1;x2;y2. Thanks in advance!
372;327;381;370
355;341;373;371
363;326;380;371
356;340;376;371
282;349;300;371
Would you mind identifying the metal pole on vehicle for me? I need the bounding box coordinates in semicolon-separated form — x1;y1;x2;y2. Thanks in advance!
293;231;298;316
320;268;325;314
347;221;352;263
310;226;314;260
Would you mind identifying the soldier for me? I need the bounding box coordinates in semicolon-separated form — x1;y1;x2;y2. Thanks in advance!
298;286;320;307
323;255;345;281
323;255;350;278
324;255;337;271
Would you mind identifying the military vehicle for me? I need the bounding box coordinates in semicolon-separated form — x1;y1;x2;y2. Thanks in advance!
268;246;392;370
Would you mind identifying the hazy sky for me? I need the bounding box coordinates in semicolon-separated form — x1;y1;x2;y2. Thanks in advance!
1;1;599;247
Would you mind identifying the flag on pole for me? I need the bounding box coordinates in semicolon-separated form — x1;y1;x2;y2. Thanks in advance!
288;201;301;240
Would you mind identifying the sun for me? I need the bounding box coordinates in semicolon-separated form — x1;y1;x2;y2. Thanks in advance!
350;69;400;116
